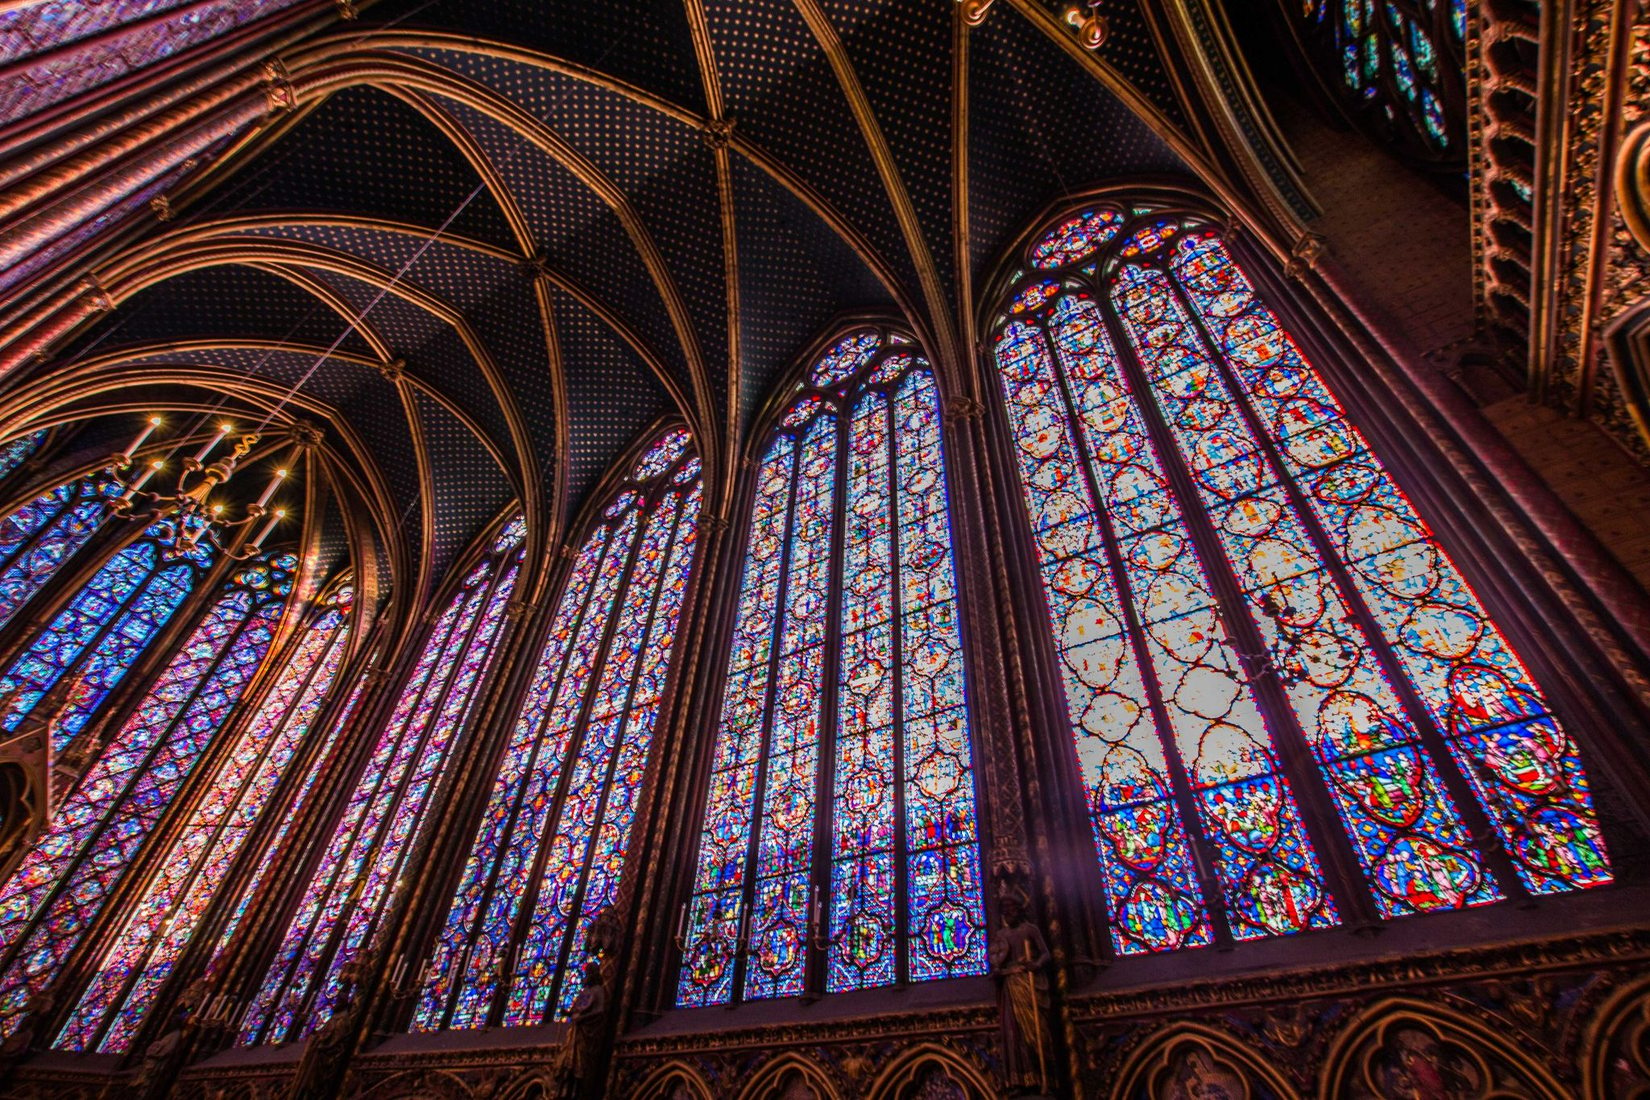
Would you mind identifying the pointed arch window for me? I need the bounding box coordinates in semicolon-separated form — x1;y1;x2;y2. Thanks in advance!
242;521;523;1045
0;473;120;631
1298;0;1465;158
56;583;356;1052
0;553;291;1036
993;205;1610;956
677;331;988;1008
0;431;44;485
415;429;702;1031
0;520;204;750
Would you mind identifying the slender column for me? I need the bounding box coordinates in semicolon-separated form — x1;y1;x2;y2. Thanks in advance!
0;90;274;275
0;280;114;378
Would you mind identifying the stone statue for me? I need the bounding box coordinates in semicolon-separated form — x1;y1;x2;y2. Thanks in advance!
553;959;610;1099
990;886;1052;1095
0;990;55;1074
289;957;368;1100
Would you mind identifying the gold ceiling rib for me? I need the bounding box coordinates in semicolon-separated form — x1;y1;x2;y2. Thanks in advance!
284;51;720;460
791;0;962;376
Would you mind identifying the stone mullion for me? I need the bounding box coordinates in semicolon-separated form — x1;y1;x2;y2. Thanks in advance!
52;590;293;1055
62;597;334;1053
22;562;259;1041
500;519;647;1023
1161;261;1530;908
611;484;742;1028
542;499;685;1018
0;511;142;681
726;440;805;1001
289;564;508;1039
1033;308;1242;948
483;534;622;1029
368;570;555;1037
228;602;436;1045
1245;234;1650;846
946;337;1085;1099
1098;270;1379;931
136;611;390;1058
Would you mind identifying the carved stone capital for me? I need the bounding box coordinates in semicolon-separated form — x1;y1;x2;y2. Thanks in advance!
504;598;534;621
149;195;174;222
261;59;297;116
1285;232;1328;280
78;277;115;315
944;396;984;423
334;0;359;18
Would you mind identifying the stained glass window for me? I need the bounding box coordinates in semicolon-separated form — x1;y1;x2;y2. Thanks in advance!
0;519;204;752
994;204;1611;956
241;521;524;1045
677;331;988;1008
55;584;355;1052
0;475;119;632
413;428;701;1031
0;553;292;1038
0;431;44;485
1298;0;1465;157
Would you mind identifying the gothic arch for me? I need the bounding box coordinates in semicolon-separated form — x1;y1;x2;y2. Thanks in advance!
1113;1022;1303;1100
1581;976;1650;1100
357;1068;474;1100
1320;997;1569;1099
632;1060;716;1100
866;1042;996;1100
735;1052;841;1100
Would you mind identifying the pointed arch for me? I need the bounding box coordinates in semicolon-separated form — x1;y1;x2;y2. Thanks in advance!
1582;976;1650;1100
866;1042;996;1100
632;1061;716;1100
1114;1022;1303;1100
677;323;988;1007
735;1052;841;1100
1320;996;1568;1099
240;508;526;1046
984;196;1613;956
412;423;705;1030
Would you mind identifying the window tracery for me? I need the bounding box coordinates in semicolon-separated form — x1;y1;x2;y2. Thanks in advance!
993;204;1611;956
414;428;702;1030
242;521;523;1045
55;583;355;1052
0;519;204;753
1297;0;1466;159
0;474;119;632
0;552;293;1037
677;330;987;1008
0;431;44;486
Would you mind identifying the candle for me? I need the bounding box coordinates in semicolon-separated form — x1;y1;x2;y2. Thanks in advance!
254;467;287;510
248;508;284;551
675;901;688;942
391;956;407;986
193;423;232;463
122;416;162;463
123;458;164;498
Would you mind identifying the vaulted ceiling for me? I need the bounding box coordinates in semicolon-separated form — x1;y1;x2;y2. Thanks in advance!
36;0;1205;612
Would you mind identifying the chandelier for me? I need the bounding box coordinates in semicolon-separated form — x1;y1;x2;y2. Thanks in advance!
106;416;293;561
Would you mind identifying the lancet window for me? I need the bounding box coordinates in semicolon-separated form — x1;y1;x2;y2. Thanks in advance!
0;521;204;750
242;520;523;1044
1297;0;1465;157
0;474;120;631
55;582;355;1052
0;553;292;1036
415;429;702;1031
0;431;44;485
993;204;1611;956
677;331;988;1008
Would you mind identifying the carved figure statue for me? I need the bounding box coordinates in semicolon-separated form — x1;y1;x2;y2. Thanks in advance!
554;959;610;1099
0;990;55;1074
990;886;1052;1095
288;956;368;1100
